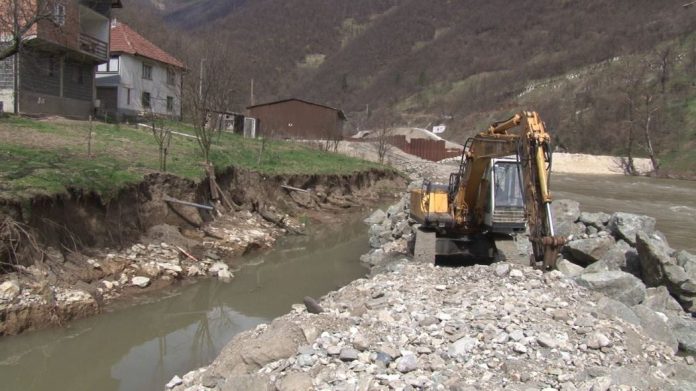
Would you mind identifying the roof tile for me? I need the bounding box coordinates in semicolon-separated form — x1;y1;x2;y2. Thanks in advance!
110;21;185;69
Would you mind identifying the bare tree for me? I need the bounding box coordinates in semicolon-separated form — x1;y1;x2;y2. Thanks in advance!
181;43;236;201
1;0;58;113
146;111;172;171
619;55;665;175
373;121;394;164
0;0;56;61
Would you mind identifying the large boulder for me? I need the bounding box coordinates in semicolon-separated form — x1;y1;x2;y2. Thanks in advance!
642;286;684;316
563;236;616;265
576;271;646;306
552;199;584;238
676;250;696;280
671;317;696;354
636;232;696;313
579;211;611;230
636;231;673;287
603;240;641;276
557;259;584;277
608;212;656;246
596;297;640;325
631;305;678;353
364;209;387;225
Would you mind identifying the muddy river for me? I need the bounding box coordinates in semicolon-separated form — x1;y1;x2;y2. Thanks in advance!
0;174;694;391
553;174;696;253
0;212;372;391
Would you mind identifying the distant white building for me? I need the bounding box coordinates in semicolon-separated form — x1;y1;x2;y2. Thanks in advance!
96;20;185;120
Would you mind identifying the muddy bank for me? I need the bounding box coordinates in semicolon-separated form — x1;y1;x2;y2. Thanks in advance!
0;167;404;336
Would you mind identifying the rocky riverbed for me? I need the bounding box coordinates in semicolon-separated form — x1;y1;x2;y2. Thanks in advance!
168;157;696;391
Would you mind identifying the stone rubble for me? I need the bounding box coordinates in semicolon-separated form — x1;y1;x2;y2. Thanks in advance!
0;209;290;335
171;157;696;391
554;199;696;355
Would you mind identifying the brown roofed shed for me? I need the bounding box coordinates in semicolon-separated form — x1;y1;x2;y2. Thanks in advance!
247;98;345;140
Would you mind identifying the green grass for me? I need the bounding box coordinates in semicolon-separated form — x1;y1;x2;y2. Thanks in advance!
0;116;385;201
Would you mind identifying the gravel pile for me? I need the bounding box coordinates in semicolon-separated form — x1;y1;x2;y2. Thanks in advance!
167;157;696;391
171;260;696;391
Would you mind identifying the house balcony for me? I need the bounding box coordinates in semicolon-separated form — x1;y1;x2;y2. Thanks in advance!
78;5;109;62
79;33;107;61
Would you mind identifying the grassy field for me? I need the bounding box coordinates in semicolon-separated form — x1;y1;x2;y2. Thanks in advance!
0;116;384;201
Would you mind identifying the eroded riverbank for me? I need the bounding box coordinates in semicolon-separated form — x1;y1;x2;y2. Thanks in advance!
0;208;379;391
0;167;404;336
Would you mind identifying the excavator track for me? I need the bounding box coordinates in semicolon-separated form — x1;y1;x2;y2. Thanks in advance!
413;227;436;264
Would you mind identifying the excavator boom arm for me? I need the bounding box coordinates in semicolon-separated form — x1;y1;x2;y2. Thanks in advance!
458;111;565;268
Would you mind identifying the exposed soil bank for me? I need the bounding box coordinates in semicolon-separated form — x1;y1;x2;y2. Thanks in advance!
0;167;405;336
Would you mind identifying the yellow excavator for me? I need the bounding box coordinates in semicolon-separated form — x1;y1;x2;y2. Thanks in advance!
409;111;565;269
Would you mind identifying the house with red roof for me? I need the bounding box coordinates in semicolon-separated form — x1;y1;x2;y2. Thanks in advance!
96;20;185;120
0;0;122;117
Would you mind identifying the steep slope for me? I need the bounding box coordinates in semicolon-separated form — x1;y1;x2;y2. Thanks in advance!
117;0;696;176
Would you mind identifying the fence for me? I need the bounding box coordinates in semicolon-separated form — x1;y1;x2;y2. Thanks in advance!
352;135;462;162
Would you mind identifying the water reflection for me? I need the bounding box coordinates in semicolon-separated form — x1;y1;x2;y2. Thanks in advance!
0;211;371;391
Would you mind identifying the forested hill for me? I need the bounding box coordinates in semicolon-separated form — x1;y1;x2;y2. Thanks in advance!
118;0;696;176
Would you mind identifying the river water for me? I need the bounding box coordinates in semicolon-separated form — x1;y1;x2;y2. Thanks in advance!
0;212;372;391
553;174;696;253
0;174;694;391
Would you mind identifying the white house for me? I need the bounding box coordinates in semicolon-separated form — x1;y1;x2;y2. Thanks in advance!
96;20;185;120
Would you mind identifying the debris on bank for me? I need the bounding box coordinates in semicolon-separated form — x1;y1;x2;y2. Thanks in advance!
0;169;403;336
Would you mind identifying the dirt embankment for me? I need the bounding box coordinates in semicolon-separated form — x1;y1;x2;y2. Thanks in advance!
0;167;405;336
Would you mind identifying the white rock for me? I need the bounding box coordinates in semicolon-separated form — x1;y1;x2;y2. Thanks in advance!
512;343;528;354
0;280;21;301
217;269;233;282
165;375;183;389
86;258;101;269
495;263;511;277
131;276;151;288
395;354;418;373
159;263;183;273
209;262;229;274
586;332;611;349
449;336;478;356
509;269;524;279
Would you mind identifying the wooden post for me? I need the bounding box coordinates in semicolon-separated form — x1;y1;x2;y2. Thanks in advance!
87;115;93;158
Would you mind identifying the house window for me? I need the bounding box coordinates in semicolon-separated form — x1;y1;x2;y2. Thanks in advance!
142;91;151;108
142;63;152;80
53;3;66;26
166;68;175;85
126;88;131;105
98;57;119;73
166;96;174;112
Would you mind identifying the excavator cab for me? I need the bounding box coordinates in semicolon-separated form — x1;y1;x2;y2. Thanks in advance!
482;157;526;234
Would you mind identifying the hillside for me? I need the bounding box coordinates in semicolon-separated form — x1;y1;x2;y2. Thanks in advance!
117;0;696;176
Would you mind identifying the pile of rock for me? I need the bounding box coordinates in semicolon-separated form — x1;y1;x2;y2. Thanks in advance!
171;261;696;391
168;192;696;391
553;199;696;354
360;193;415;271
